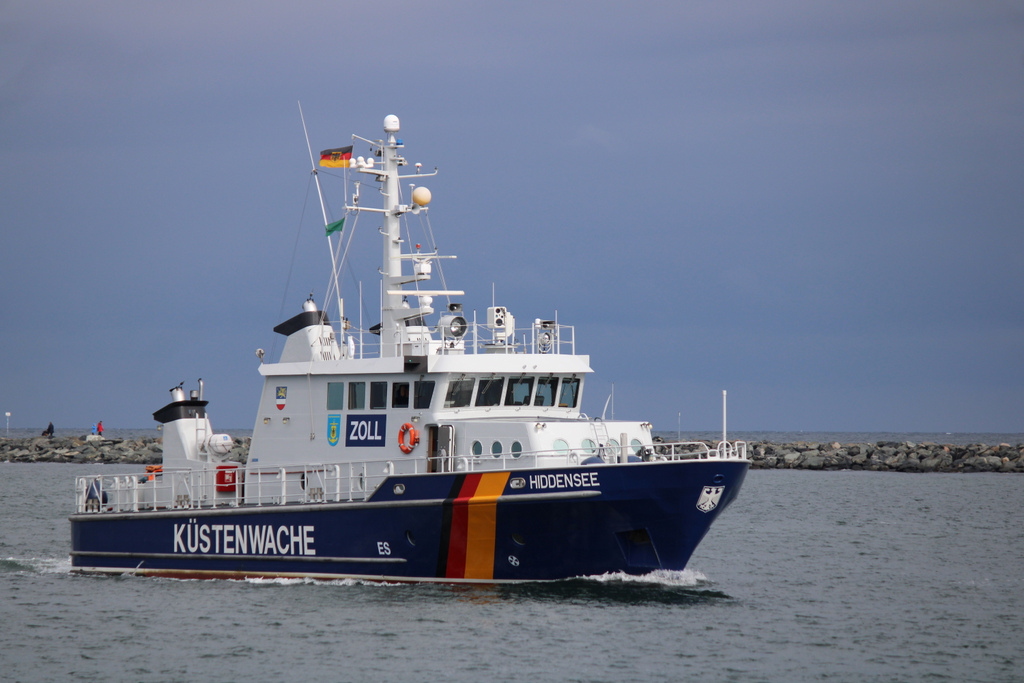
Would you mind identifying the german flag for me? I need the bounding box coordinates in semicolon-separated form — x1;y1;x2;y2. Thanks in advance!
319;145;353;168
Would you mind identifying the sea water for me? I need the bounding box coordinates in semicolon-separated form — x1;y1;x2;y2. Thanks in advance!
2;461;1022;682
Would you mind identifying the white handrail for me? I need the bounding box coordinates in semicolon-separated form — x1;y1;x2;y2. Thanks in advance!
73;439;747;514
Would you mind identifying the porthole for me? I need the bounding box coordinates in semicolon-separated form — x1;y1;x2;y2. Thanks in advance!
511;533;526;546
406;530;416;546
630;439;643;454
511;441;523;458
472;441;483;456
491;441;503;457
582;438;597;454
553;439;570;453
608;438;619;449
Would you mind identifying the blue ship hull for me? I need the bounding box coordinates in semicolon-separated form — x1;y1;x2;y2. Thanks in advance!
70;460;748;582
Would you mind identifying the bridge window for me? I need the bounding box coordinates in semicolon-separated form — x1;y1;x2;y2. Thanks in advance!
348;382;365;410
558;377;580;408
534;376;558;407
475;377;504;407
505;377;534;406
392;382;410;409
327;382;345;410
414;381;435;409
370;381;387;409
444;378;474;408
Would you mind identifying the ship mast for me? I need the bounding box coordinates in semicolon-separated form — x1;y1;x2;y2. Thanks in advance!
346;115;448;358
380;115;405;357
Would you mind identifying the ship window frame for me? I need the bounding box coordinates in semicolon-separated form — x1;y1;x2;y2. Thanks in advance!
630;439;643;455
553;438;570;453
472;440;483;456
475;376;504;407
491;441;503;457
327;382;345;410
444;378;475;408
511;441;523;458
558;377;580;408
370;381;388;410
534;376;558;407
581;438;597;455
504;376;534;406
392;382;410;409
348;382;366;410
413;380;435;409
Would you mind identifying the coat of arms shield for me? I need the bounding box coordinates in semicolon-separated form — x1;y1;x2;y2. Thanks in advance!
696;485;724;513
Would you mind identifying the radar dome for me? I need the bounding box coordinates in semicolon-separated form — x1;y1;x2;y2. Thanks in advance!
412;186;432;206
384;115;400;133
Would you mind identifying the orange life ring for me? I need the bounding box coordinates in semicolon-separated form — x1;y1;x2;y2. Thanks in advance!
398;422;420;454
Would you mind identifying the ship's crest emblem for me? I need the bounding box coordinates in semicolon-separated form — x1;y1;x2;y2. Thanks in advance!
276;386;287;410
696;485;725;513
327;415;341;446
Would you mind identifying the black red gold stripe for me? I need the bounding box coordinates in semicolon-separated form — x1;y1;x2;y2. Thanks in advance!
438;472;510;580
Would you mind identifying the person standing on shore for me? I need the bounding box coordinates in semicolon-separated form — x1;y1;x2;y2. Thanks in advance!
97;421;104;437
91;424;97;435
43;422;54;438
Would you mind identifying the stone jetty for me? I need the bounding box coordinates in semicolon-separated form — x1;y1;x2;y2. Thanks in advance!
651;438;1024;473
0;436;250;465
1;436;1022;472
738;439;1024;473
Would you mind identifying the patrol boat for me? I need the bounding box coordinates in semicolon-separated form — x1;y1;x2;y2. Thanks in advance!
70;115;749;582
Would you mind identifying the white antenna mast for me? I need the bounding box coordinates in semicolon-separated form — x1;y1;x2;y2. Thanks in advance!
298;101;344;322
722;389;728;444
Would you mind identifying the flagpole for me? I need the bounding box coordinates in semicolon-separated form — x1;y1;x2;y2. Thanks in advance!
298;101;344;323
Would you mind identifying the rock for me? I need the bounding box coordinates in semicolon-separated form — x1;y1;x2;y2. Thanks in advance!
803;455;825;469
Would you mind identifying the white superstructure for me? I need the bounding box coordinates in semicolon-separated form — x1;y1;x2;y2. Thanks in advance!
244;115;652;475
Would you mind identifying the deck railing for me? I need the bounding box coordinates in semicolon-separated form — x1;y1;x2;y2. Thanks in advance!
340;320;576;358
73;440;747;514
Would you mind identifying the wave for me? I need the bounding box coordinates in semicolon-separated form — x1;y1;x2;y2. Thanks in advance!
580;567;708;586
0;556;71;574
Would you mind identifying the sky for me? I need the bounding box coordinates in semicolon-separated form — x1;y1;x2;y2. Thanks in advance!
1;0;1022;433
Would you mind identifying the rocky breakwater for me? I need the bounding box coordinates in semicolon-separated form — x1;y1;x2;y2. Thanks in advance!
746;440;1024;473
0;436;250;465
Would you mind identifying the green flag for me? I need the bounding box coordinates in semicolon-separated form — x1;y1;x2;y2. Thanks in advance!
325;217;345;236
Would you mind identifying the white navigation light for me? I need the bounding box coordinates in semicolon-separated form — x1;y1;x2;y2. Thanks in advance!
384;115;400;133
412;186;432;206
438;314;468;338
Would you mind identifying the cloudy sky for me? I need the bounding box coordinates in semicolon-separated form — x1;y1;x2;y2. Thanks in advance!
2;1;1022;433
